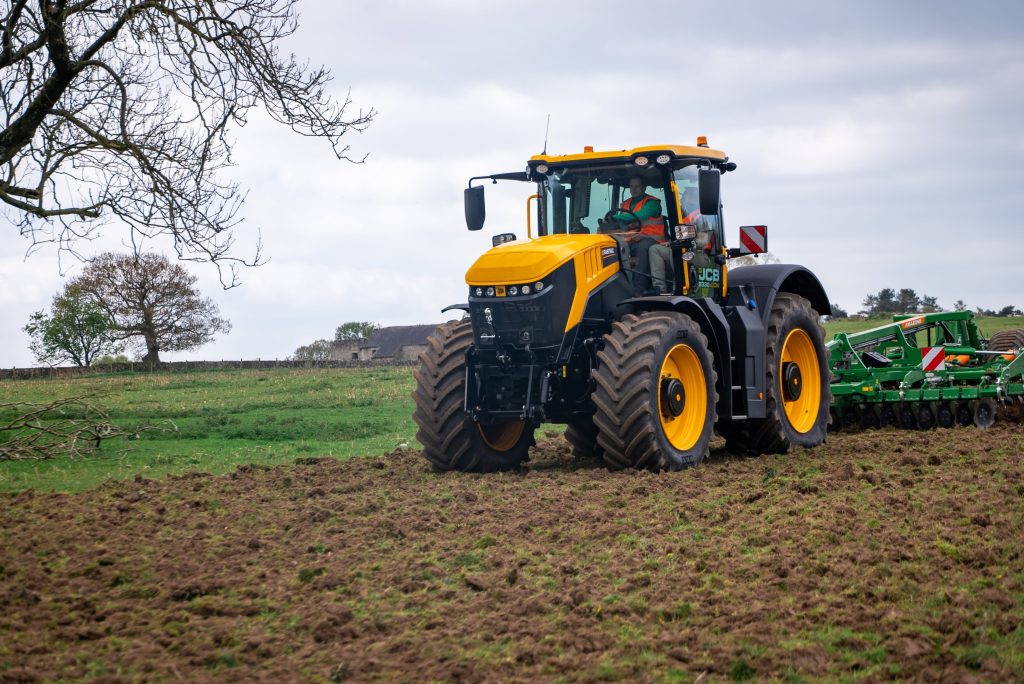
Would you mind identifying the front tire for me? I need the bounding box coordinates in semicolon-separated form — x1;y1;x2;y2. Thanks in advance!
413;320;534;472
722;293;830;454
592;312;717;471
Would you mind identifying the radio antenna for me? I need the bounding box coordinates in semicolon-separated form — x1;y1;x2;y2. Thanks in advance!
542;114;551;155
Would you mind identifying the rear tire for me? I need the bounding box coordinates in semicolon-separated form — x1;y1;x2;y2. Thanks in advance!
565;420;603;461
413;320;534;472
592;312;717;471
721;294;830;454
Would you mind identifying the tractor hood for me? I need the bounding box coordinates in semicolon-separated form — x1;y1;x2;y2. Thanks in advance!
465;233;617;285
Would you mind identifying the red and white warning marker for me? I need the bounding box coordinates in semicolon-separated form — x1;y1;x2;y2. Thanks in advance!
921;346;946;372
739;225;767;254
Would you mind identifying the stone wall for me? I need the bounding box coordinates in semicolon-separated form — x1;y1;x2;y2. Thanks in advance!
0;358;417;381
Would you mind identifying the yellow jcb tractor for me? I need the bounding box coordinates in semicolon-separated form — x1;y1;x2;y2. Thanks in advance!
413;140;831;471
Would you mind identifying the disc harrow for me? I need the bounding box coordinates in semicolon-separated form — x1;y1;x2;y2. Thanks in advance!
827;311;1024;431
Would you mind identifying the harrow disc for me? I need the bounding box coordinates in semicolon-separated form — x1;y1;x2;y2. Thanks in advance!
916;404;935;430
935;402;955;428
860;406;880;430
879;403;898;428
973;399;997;429
955;402;973;427
899;404;917;430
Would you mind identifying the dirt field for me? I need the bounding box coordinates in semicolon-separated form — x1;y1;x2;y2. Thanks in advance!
2;418;1023;683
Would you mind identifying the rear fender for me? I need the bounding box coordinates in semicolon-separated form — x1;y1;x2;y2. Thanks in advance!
726;264;830;321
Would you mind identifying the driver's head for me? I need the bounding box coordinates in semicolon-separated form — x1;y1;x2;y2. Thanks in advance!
628;176;646;198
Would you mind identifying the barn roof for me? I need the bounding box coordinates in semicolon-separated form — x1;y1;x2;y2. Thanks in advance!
363;324;438;358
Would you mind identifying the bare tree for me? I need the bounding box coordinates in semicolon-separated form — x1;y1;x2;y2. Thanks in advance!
0;1;373;285
75;252;230;364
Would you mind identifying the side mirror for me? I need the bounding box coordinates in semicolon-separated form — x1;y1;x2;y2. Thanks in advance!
465;185;485;231
698;168;721;216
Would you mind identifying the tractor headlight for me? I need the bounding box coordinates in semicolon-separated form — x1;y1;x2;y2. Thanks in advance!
521;285;531;295
656;153;672;165
634;156;649;166
486;287;495;297
535;281;544;291
535;164;549;174
509;286;518;296
475;287;483;297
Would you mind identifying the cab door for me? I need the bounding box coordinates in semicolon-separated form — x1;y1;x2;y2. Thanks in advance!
672;168;724;301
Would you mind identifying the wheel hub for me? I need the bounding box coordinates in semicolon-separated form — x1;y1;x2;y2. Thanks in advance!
782;362;802;401
660;376;685;418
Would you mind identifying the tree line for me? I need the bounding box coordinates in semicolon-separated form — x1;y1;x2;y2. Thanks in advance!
23;254;229;367
827;288;1022;318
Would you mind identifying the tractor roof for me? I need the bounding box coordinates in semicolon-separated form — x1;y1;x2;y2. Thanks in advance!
530;143;727;165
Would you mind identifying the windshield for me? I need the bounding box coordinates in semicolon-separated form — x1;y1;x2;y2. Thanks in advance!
538;164;667;235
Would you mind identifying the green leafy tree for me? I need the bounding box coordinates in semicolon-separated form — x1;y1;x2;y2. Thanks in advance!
0;0;373;284
862;287;939;315
291;339;332;362
23;284;120;366
895;288;921;313
335;321;380;341
828;304;849;319
953;299;968;312
75;253;230;365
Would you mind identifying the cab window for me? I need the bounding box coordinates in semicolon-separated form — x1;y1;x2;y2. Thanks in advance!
540;165;667;235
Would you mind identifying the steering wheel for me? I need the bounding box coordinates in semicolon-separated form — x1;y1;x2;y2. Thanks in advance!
601;209;640;230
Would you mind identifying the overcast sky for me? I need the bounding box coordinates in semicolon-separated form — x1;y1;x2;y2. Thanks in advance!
2;0;1023;367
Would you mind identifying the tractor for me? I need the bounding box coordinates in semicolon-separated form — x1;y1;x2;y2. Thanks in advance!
413;140;832;472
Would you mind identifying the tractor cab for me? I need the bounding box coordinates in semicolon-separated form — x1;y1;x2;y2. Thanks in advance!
465;143;748;302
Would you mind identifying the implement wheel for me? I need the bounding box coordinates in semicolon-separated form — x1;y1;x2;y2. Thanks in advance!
413;320;534;472
593;312;717;471
722;294;829;455
987;328;1024;353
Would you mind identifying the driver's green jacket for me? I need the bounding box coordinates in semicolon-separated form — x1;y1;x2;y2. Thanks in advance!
613;194;662;223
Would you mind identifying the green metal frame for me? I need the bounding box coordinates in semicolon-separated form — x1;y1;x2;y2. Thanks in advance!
828;311;1024;408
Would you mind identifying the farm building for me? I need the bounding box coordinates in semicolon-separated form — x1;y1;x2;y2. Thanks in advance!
329;324;438;362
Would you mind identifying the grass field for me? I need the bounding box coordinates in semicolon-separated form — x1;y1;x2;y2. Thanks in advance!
822;314;1024;339
2;315;1021;493
0;367;417;493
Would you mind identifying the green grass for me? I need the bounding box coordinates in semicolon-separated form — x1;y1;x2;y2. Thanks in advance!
823;315;1024;340
0;367;417;493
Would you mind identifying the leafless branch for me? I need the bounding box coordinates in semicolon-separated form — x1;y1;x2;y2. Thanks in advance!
0;394;173;461
0;1;373;286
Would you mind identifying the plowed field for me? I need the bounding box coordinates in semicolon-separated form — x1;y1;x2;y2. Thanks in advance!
2;418;1023;683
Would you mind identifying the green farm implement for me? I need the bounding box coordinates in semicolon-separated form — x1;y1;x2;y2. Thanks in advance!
828;311;1024;430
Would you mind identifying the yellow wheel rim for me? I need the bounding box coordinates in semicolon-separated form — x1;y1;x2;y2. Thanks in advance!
477;421;525;451
780;328;821;433
658;344;707;451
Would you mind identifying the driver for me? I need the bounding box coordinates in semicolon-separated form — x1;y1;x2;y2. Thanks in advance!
613;176;663;236
601;176;666;294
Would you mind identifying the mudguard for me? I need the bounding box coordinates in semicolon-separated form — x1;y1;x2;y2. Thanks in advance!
726;264;830;321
